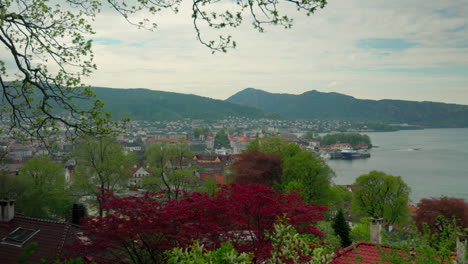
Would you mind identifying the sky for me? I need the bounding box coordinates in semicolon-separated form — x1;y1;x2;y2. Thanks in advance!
4;0;468;105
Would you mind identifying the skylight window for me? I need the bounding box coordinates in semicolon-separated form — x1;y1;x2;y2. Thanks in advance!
1;227;39;247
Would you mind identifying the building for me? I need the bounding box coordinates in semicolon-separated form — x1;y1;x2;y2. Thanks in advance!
0;201;79;264
332;241;459;264
128;165;152;187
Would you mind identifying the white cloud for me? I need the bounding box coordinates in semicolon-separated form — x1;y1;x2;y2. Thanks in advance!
70;0;468;105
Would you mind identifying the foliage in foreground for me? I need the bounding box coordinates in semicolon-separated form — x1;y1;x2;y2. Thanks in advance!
266;223;335;264
68;183;327;263
380;217;465;264
166;223;336;264
167;241;252;264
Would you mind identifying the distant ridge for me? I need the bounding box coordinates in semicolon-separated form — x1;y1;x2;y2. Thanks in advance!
226;88;468;127
89;87;278;121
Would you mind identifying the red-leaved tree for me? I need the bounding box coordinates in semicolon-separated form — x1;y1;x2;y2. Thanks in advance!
414;196;468;233
229;150;282;188
68;184;327;263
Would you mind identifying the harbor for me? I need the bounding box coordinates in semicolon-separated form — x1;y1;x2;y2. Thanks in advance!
320;143;371;160
328;148;371;160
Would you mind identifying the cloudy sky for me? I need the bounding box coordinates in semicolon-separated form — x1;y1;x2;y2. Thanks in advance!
13;0;468;105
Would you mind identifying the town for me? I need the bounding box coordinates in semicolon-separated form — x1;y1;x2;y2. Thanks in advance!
1;116;465;263
1;0;467;262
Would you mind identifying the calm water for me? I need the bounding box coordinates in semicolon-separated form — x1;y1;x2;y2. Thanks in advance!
326;128;468;204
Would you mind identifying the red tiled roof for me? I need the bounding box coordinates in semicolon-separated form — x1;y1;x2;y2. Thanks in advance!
193;154;219;161
239;136;250;142
332;241;456;264
157;138;189;143
200;173;224;184
0;214;78;264
408;204;418;216
333;242;393;263
196;162;225;169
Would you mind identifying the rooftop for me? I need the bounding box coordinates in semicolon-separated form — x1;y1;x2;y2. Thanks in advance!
0;214;78;264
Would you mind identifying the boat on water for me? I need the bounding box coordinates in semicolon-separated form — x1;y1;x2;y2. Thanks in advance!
329;148;371;160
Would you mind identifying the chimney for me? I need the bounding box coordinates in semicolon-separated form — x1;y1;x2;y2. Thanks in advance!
370;217;383;244
456;233;467;264
0;200;15;222
72;203;86;225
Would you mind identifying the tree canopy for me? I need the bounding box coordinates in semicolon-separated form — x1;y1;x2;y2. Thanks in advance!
214;128;230;149
72;136;134;216
144;141;198;199
245;136;335;206
229;150;282;188
0;0;326;137
192;127;212;138
320;133;371;147
16;156;76;220
70;183;327;263
351;170;411;224
413;196;467;233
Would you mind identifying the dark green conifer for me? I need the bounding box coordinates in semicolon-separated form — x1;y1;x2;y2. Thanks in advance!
332;208;352;247
214;129;230;148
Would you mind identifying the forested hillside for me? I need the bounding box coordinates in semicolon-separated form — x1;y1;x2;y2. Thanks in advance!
226;88;468;127
88;87;278;121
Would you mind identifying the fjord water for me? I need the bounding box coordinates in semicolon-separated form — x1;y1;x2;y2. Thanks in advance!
326;128;468;204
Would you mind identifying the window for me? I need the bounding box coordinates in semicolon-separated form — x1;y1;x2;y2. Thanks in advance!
1;227;40;247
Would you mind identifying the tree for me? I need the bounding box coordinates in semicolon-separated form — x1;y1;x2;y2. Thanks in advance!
0;0;326;137
0;149;23;200
329;185;352;209
301;131;320;140
313;221;341;246
351;171;411;224
282;151;335;205
70;184;327;263
332;209;352;248
249;136;291;154
245;136;336;206
15;156;76;220
229;150;282;188
73;136;133;216
192;128;212;139
321;133;371;147
349;217;372;243
196;175;220;195
413;196;468;234
144;141;199;200
0;172;24;200
214;129;230;149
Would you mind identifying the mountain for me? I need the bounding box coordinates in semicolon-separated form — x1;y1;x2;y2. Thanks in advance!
226;88;468;127
88;87;277;121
